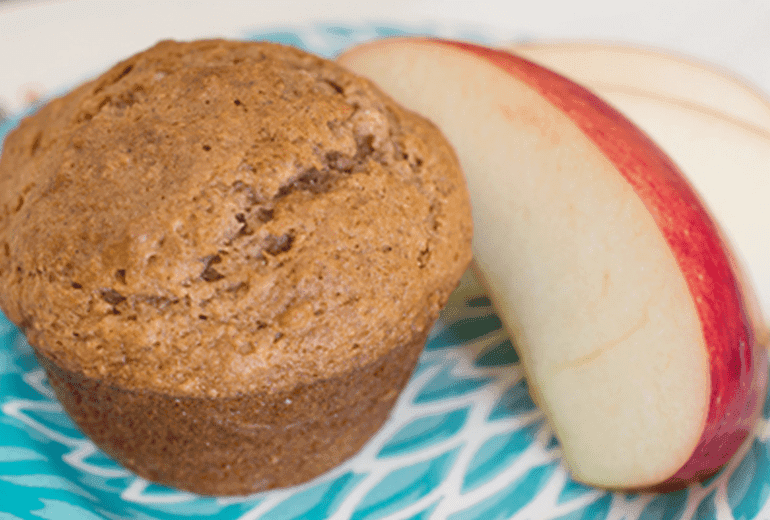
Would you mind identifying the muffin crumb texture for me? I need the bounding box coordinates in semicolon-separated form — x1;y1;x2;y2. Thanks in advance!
0;39;472;494
0;40;472;398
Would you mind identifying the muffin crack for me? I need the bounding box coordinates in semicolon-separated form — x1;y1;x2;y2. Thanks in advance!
0;39;474;496
0;39;472;400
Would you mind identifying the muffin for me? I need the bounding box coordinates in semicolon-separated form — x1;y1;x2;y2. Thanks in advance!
0;40;472;495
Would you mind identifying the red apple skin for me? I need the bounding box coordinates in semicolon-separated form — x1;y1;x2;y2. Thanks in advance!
434;40;768;490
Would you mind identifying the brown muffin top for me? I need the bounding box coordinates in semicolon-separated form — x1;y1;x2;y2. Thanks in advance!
0;39;472;398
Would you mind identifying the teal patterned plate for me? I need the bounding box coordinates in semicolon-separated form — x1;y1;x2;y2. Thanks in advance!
1;23;770;520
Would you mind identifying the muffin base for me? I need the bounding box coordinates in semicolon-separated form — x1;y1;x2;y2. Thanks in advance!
37;332;426;496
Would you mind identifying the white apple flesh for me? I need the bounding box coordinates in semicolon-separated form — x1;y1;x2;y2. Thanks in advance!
506;41;770;133
500;44;770;344
339;39;768;490
575;91;770;336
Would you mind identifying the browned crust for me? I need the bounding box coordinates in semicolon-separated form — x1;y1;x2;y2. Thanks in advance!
0;39;473;397
1;39;473;495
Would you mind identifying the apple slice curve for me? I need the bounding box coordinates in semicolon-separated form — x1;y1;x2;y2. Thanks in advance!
588;90;770;335
339;38;768;490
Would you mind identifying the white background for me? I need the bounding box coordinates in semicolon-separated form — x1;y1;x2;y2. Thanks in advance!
1;0;769;115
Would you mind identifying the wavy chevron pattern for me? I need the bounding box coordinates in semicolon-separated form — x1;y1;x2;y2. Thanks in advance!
1;22;770;520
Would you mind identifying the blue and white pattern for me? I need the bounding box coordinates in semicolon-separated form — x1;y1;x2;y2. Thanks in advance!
1;23;769;520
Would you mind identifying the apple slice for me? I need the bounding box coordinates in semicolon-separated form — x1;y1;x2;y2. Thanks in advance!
583;91;770;332
339;39;768;490
500;43;770;333
505;41;770;133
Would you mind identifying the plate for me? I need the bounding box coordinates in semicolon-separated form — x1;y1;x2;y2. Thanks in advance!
2;13;770;520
